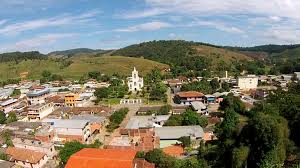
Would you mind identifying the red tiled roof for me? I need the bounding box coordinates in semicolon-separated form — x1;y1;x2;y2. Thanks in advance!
65;148;137;168
5;147;46;164
176;91;204;98
162;145;184;157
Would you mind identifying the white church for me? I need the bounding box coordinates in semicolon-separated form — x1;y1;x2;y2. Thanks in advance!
127;67;144;92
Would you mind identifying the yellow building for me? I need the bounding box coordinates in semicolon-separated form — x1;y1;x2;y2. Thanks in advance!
64;94;79;107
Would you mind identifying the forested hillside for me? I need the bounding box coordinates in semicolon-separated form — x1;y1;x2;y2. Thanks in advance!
0;51;46;63
112;40;252;76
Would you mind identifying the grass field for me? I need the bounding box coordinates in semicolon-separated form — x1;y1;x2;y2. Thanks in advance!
0;55;169;81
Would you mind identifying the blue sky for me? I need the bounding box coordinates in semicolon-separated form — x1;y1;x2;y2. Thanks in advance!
1;0;300;53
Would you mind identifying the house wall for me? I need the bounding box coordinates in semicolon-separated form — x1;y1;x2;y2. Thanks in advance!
28;103;54;121
14;155;48;168
55;124;91;143
238;77;258;90
14;143;56;157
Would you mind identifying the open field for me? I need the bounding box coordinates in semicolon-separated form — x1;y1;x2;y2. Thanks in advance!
0;55;169;80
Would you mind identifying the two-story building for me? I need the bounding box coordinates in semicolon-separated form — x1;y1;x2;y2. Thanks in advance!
27;103;54;121
12;138;56;158
237;75;258;90
174;91;204;105
0;98;19;114
42;119;91;144
26;87;50;105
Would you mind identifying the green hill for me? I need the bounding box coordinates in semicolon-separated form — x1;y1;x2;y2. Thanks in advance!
112;40;252;70
0;55;168;80
0;51;46;63
47;48;112;58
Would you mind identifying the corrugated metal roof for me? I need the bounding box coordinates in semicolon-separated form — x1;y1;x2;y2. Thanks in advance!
155;126;204;139
42;119;89;129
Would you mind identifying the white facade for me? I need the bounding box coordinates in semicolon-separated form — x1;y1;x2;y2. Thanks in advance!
237;75;258;90
0;98;19;114
127;67;144;92
28;103;54;121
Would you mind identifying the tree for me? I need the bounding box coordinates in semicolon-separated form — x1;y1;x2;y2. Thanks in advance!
145;149;177;168
11;89;21;97
158;105;172;115
42;70;51;78
232;146;250;168
182;110;200;126
94;87;110;100
0;151;8;160
181;80;213;94
88;71;101;80
221;82;230;92
1;130;13;147
6;112;17;123
210;78;220;92
178;136;191;148
215;108;239;140
177;158;209;168
219;94;246;115
241;113;289;167
0;112;6;124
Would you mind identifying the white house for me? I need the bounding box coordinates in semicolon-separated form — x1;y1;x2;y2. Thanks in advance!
26;87;50;105
294;72;300;80
27;103;54;121
127;67;144;92
237;75;258;90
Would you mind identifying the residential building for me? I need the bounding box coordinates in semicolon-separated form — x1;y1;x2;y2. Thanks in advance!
27;103;54;121
125;115;170;130
65;148;155;168
26;87;50;105
5;147;48;168
64;93;79;107
71;115;107;133
127;67;144;92
12;138;56;158
294;72;300;80
174;91;204;105
162;145;184;157
0;98;19;114
42;119;91;144
204;95;216;104
190;101;207;115
155;126;204;148
237;75;258;90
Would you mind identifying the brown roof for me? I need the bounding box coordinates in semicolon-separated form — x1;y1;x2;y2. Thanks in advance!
46;95;64;103
5;147;46;164
162;145;184;157
176;91;204;98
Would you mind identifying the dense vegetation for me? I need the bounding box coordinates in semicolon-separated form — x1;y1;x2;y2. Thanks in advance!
0;51;45;63
227;44;300;54
106;108;129;132
164;109;208;128
48;48;107;56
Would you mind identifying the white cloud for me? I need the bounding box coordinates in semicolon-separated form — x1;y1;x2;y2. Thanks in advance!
185;20;244;34
0;20;7;26
124;0;300;20
262;27;300;44
0;10;99;35
115;21;172;32
1;33;76;52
